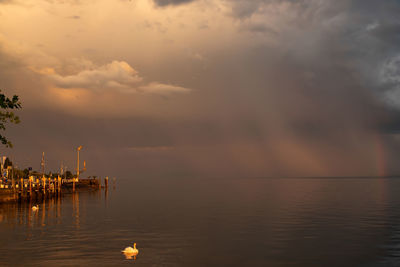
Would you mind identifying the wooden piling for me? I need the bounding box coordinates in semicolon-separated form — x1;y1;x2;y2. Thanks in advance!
29;176;32;194
58;176;61;191
42;176;46;194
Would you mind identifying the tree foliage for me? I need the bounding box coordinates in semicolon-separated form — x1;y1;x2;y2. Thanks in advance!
0;91;21;147
4;157;12;168
65;170;73;179
23;168;30;179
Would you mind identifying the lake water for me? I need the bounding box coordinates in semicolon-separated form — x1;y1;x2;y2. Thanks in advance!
1;177;400;266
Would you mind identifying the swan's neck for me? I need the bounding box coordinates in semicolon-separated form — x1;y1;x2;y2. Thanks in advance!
133;243;136;249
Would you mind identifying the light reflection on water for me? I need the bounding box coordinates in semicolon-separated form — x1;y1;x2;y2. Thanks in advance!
0;178;400;266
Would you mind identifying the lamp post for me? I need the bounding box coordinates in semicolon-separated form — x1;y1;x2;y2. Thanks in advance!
77;146;82;181
74;146;82;192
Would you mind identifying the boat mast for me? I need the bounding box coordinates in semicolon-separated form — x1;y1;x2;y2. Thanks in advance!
41;152;45;177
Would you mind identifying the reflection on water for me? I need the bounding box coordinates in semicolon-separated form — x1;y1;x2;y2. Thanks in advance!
1;178;400;266
122;251;137;260
0;191;88;237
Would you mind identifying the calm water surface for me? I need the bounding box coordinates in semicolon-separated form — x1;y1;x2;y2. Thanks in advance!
1;177;400;266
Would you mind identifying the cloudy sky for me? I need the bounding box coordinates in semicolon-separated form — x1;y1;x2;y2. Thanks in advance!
0;0;400;178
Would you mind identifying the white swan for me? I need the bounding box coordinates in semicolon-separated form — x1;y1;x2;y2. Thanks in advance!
122;243;139;254
122;243;139;259
32;205;39;211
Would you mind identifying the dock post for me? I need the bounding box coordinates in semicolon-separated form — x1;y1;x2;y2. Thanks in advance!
29;176;32;200
57;175;61;192
42;176;46;194
29;176;32;194
11;176;15;192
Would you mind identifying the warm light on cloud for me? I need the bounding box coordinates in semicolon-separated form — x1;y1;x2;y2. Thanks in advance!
47;61;142;91
42;60;191;95
50;87;90;102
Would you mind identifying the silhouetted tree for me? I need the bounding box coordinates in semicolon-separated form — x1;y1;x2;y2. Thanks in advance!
0;90;21;147
65;170;73;179
23;168;30;179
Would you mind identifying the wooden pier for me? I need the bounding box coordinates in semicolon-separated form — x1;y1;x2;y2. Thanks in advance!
0;177;107;204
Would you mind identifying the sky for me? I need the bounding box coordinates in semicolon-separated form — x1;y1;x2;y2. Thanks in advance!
0;0;400;178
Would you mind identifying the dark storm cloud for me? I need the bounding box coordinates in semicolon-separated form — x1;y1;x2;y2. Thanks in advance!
231;0;400;113
369;23;400;46
227;0;325;18
341;2;400;109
